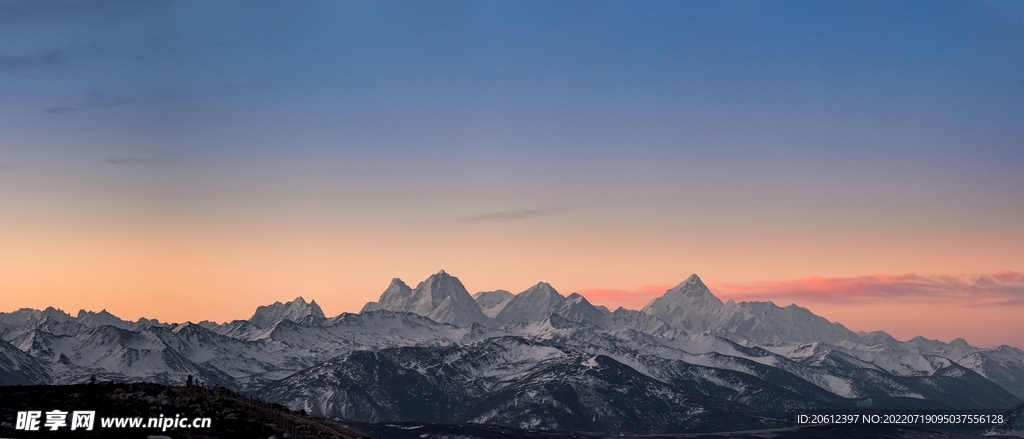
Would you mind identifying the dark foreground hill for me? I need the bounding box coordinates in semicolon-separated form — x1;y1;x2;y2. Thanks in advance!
0;382;366;439
1;383;1021;439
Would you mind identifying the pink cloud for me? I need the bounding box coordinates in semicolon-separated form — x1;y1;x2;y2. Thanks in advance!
703;272;1024;307
576;272;1024;311
573;272;1023;348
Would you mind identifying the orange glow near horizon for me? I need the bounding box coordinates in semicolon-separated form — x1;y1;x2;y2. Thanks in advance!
2;210;1021;348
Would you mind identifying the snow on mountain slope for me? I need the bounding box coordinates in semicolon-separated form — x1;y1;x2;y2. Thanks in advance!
493;282;568;325
772;335;1024;399
362;270;488;326
720;301;861;345
0;338;50;385
641;275;861;346
256;338;747;435
492;283;609;329
955;345;1024;399
607;307;676;337
642;274;724;332
18;325;207;385
0;307;72;341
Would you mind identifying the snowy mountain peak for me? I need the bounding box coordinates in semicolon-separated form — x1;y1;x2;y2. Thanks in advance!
491;282;607;328
249;297;325;329
676;274;719;298
641;274;725;332
494;283;567;325
362;279;413;312
361;271;488;326
75;309;132;329
520;282;561;301
420;271;469;305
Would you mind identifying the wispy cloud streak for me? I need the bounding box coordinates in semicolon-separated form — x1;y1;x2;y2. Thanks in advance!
105;157;185;167
0;50;69;75
44;94;131;115
462;208;557;222
704;272;1024;308
44;106;78;114
575;272;1024;311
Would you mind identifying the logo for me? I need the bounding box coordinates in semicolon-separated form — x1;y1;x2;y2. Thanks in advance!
15;410;95;431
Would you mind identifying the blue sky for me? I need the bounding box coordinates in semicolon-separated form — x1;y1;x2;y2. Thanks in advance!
1;0;1022;346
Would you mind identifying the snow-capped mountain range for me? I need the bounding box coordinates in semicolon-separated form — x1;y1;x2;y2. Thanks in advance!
1;271;1021;434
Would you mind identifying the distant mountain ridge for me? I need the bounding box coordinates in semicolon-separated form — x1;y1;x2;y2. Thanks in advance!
361;271;488;326
250;296;325;328
471;290;513;318
1;270;1021;435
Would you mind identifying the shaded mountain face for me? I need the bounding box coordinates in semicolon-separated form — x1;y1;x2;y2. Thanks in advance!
493;283;566;325
256;331;1020;435
0;338;50;385
2;271;1022;436
250;297;325;328
492;283;609;328
472;290;514;318
362;270;488;327
256;337;789;434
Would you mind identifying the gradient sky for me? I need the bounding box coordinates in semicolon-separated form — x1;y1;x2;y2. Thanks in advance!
1;1;1021;348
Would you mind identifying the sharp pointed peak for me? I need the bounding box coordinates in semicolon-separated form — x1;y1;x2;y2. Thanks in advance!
643;273;724;313
421;270;468;289
668;273;713;294
566;291;591;301
41;306;69;319
424;270;463;285
522;281;559;295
